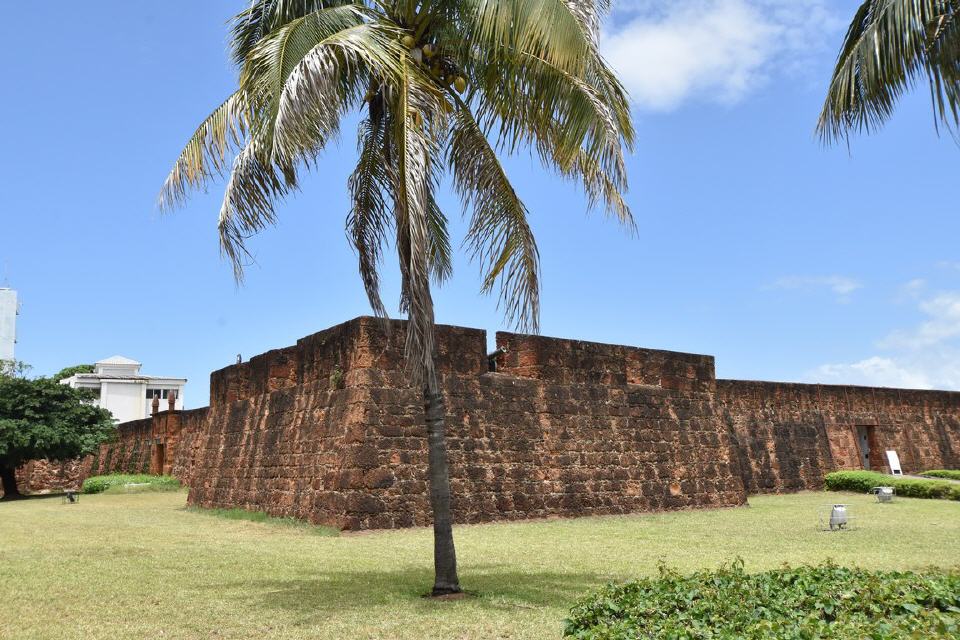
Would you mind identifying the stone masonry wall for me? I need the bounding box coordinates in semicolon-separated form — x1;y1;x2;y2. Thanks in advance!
183;318;746;529
90;418;154;475
493;332;716;392
17;317;960;524
8;458;92;495
717;380;960;493
87;408;209;480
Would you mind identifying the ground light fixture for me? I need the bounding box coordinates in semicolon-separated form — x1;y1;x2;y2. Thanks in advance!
818;504;855;531
872;486;895;503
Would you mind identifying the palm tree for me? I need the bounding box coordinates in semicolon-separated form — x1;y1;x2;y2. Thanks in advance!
818;0;959;143
161;0;633;596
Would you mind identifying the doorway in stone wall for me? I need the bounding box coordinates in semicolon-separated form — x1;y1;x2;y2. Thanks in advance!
856;426;875;470
152;443;166;475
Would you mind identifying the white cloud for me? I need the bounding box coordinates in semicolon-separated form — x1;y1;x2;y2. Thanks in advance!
601;0;840;110
811;357;938;390
880;292;960;349
810;290;960;390
768;275;862;299
898;278;927;299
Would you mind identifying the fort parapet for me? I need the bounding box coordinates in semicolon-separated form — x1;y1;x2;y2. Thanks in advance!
14;317;960;528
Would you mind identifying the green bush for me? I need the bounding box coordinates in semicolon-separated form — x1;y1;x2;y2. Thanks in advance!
81;474;181;495
922;470;960;481
824;470;960;501
564;562;960;639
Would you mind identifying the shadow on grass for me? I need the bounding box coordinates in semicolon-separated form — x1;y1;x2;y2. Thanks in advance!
183;505;340;536
1;492;70;502
209;565;605;623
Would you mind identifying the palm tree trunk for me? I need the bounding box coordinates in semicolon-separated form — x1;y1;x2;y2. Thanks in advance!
424;377;461;596
0;465;22;500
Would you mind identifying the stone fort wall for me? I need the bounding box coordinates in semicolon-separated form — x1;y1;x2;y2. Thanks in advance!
717;380;960;493
12;317;960;526
182;318;744;528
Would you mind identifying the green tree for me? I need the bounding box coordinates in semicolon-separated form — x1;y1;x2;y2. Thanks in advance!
819;1;959;142
162;0;633;595
0;360;31;379
0;374;115;500
53;364;94;382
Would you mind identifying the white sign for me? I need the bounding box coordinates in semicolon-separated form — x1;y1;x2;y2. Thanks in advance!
886;450;903;476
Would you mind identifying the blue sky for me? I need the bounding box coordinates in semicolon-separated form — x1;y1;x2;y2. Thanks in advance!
1;0;958;407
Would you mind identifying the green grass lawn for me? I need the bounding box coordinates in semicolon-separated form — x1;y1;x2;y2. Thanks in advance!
1;491;957;639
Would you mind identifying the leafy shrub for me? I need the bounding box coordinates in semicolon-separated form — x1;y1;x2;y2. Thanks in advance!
564;562;960;639
824;470;960;501
81;474;181;494
922;470;960;481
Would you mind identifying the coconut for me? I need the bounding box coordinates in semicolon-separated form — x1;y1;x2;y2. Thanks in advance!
454;76;467;94
401;35;415;49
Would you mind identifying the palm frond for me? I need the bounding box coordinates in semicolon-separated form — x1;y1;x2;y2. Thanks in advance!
926;6;960;128
241;4;369;101
347;113;392;319
567;146;633;228
460;0;596;76
818;0;960;143
560;0;612;44
427;193;454;284
448;105;540;333
391;59;451;386
159;92;249;211
587;55;634;149
472;49;631;222
218;142;298;281
230;0;342;66
271;22;405;165
239;7;376;164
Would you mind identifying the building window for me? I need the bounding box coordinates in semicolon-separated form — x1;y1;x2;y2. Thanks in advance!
146;388;178;400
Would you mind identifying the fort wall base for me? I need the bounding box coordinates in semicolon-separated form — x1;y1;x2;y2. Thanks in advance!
13;317;959;525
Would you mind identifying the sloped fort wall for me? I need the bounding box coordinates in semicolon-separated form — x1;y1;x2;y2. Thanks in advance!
182;318;746;529
21;317;960;525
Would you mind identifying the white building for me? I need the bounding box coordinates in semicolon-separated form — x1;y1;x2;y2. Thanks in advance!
60;356;187;423
0;288;18;362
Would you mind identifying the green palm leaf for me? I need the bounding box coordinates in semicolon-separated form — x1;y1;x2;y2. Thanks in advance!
241;5;371;108
391;59;450;384
448;105;540;332
159;92;250;211
270;21;405;164
217;142;297;281
231;0;346;66
461;0;594;76
347;114;392;319
819;0;960;142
